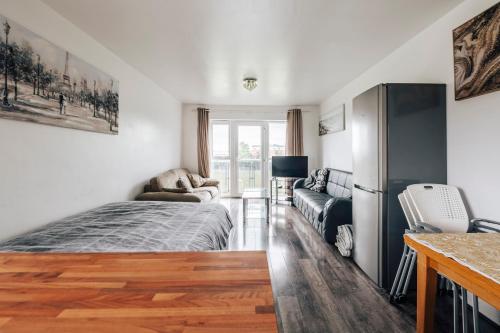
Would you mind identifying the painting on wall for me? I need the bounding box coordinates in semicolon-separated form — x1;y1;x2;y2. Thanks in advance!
0;14;119;134
453;2;499;101
319;104;345;136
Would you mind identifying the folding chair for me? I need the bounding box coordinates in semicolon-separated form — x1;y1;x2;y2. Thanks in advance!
390;184;499;333
389;190;440;303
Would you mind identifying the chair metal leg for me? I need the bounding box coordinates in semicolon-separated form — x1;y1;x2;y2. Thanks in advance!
472;294;479;333
395;247;413;299
401;250;417;295
452;281;460;333
461;287;469;333
390;244;409;301
439;275;446;295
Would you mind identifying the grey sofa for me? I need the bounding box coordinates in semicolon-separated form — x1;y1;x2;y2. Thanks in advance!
293;169;353;243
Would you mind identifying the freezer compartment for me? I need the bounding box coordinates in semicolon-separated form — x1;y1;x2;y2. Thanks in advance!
352;186;384;286
352;85;386;192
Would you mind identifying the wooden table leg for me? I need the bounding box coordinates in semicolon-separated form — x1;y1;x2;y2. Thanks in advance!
417;252;438;333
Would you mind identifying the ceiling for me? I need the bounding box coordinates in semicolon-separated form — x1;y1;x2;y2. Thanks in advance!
43;0;462;106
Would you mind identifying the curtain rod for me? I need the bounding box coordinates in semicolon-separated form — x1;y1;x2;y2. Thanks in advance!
190;109;314;113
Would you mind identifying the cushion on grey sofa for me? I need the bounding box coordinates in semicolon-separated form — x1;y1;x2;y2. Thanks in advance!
303;169;318;189
311;168;329;192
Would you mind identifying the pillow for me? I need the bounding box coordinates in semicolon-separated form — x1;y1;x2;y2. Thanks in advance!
203;178;220;187
311;168;329;192
303;169;318;189
177;176;194;190
187;173;206;188
163;187;192;193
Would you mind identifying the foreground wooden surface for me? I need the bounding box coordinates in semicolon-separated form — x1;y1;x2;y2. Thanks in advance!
405;234;500;333
0;251;278;333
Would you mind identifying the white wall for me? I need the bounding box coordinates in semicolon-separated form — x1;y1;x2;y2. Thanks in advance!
0;0;182;240
182;104;320;173
319;0;499;322
321;0;499;219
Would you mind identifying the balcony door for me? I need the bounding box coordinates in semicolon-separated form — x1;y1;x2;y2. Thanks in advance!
211;120;287;197
234;122;267;196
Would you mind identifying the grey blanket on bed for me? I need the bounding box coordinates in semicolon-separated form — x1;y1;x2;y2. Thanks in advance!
0;201;233;252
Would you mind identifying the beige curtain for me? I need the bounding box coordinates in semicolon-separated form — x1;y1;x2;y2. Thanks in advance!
285;108;304;197
286;108;304;156
197;107;210;178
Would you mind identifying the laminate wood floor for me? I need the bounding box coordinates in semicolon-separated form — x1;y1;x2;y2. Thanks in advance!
223;198;499;333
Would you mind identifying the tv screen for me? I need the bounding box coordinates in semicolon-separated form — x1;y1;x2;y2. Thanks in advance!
272;156;308;178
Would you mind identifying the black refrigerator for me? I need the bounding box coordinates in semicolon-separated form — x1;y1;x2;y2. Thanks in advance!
352;83;447;290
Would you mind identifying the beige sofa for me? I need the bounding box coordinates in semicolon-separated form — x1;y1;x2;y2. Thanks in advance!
135;168;219;203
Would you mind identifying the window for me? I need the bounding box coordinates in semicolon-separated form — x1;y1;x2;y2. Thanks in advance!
210;121;230;195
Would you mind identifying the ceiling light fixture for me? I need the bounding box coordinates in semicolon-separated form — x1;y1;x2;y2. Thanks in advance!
243;77;257;91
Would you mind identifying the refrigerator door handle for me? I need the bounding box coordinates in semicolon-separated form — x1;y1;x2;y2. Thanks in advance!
354;184;381;194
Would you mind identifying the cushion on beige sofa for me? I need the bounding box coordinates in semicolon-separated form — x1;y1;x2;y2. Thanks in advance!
193;186;218;198
177;176;194;191
163;187;192;193
136;191;208;202
187;173;206;187
156;168;190;190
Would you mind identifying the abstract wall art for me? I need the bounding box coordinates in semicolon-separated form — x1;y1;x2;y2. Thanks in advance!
453;3;499;100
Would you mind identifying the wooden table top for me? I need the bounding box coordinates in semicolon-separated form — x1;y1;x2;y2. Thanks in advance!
405;234;500;310
407;233;500;284
0;251;278;333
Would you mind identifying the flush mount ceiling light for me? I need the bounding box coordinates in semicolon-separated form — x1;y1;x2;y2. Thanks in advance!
243;77;257;91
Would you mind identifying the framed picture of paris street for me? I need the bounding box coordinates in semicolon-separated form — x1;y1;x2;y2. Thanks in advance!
0;13;119;134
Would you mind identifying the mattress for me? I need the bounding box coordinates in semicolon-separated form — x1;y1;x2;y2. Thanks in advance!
0;201;233;252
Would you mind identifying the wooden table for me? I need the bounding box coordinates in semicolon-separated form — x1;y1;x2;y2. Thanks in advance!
0;251;278;333
404;233;500;333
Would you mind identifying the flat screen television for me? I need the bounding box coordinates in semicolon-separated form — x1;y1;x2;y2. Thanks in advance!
272;156;308;178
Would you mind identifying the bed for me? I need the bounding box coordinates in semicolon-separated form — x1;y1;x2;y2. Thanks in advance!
0;201;233;252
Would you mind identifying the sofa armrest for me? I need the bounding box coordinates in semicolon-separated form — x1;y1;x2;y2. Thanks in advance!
293;178;306;189
322;197;352;243
202;178;220;188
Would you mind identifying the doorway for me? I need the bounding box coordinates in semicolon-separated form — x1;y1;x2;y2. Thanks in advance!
210;120;286;197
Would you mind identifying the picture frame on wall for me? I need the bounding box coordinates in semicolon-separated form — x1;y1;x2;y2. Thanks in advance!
453;2;499;101
319;104;345;136
0;14;119;134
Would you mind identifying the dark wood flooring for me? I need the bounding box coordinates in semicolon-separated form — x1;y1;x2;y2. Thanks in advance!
223;198;499;333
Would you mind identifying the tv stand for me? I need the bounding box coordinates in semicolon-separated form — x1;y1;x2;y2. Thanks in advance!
270;177;295;205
